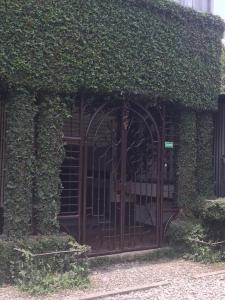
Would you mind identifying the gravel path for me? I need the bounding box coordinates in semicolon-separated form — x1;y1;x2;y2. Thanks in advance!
1;259;225;300
104;275;225;300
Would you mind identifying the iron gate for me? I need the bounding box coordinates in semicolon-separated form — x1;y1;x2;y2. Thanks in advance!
60;99;177;255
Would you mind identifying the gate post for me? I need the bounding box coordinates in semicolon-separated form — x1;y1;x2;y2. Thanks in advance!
196;112;214;198
177;109;198;210
34;95;67;234
4;88;36;238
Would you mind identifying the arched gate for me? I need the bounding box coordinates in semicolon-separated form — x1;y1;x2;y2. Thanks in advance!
60;99;176;254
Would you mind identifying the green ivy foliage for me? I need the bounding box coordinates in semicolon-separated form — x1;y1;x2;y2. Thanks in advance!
3;88;36;238
177;110;198;210
0;238;14;284
196;112;214;198
177;109;214;210
0;0;224;110
0;234;89;286
34;95;68;235
201;199;225;241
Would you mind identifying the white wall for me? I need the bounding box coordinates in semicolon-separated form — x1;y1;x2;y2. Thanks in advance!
173;0;213;13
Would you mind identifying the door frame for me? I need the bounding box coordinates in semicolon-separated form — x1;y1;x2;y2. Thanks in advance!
81;100;163;254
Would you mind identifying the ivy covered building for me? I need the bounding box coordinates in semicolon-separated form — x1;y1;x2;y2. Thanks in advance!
0;0;224;255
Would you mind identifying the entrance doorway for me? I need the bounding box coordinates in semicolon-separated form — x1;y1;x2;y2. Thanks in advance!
60;99;177;255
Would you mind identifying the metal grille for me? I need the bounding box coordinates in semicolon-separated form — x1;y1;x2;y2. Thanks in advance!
214;96;225;196
60;100;177;254
60;142;80;215
59;140;81;239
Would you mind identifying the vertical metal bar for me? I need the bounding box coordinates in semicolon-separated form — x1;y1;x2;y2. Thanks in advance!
97;159;101;224
159;105;166;246
221;100;224;195
109;120;114;249
156;146;161;246
82;142;88;244
155;106;163;247
214;106;218;196
103;154;107;235
222;100;224;195
79;97;85;244
219;100;222;195
221;100;223;195
127;118;131;249
120;102;128;251
139;167;143;248
2;104;6;207
113;131;118;250
217;100;220;195
91;145;95;216
0;104;2;208
0;102;6;209
217;104;220;195
133;171;137;248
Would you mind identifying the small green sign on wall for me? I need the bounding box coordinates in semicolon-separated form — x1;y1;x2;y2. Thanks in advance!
165;141;174;149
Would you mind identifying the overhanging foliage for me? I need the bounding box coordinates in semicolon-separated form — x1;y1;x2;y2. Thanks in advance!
0;0;224;110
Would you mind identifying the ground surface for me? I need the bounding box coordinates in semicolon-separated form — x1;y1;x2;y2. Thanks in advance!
1;259;225;300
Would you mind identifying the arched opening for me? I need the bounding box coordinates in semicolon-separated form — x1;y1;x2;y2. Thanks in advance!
60;98;177;254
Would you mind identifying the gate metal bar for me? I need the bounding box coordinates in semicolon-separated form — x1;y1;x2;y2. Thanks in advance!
120;103;128;251
82;100;162;254
0;103;6;208
214;97;225;196
61;99;177;255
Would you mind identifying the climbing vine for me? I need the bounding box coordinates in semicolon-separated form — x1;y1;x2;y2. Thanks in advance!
34;95;68;234
0;0;223;110
3;88;36;238
196;112;214;198
0;0;223;245
176;109;198;210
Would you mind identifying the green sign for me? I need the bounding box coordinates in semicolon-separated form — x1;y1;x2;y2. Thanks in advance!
165;141;174;149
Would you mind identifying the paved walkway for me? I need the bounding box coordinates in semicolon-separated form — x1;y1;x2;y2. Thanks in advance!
1;259;225;299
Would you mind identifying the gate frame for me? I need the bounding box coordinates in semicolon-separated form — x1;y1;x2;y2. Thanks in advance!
81;99;164;254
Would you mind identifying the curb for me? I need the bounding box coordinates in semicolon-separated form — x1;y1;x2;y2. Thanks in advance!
88;247;175;269
78;280;170;300
192;270;225;279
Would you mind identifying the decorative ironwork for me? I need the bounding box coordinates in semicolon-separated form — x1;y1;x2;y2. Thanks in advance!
60;99;177;254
